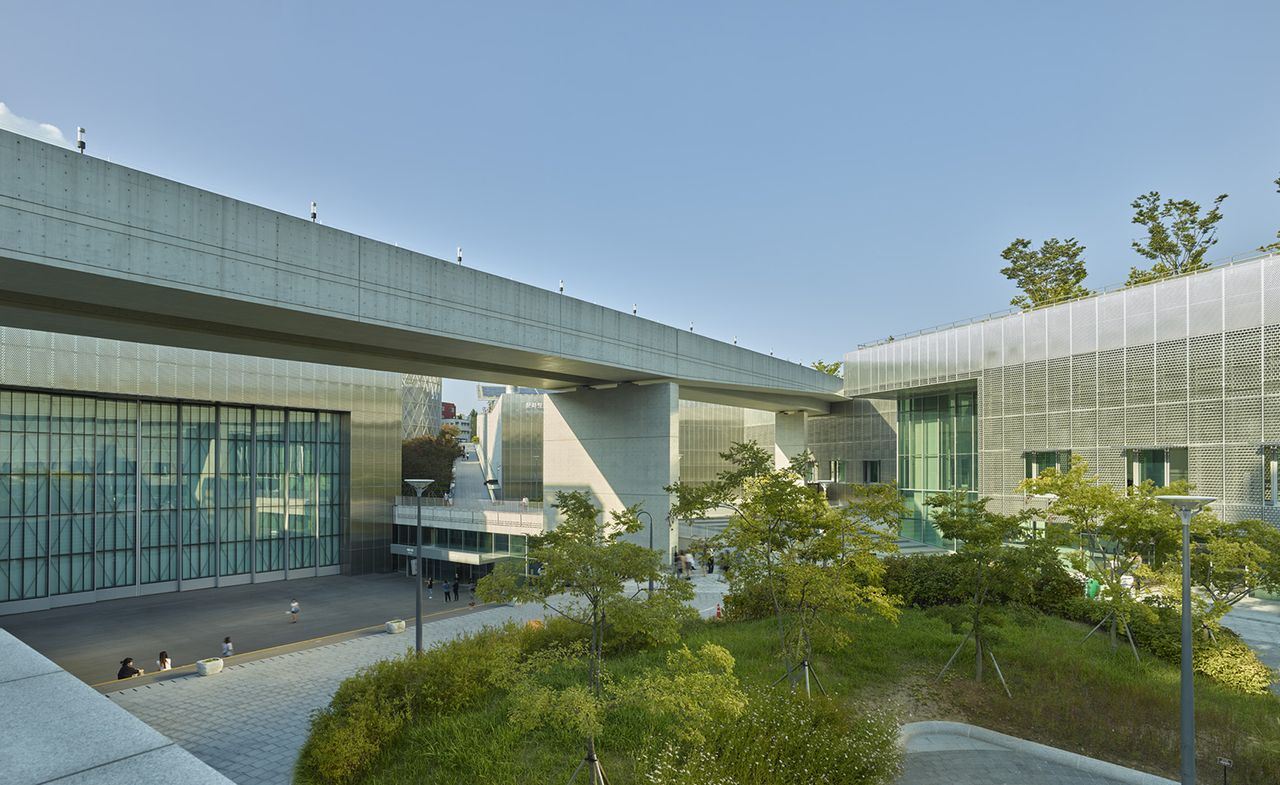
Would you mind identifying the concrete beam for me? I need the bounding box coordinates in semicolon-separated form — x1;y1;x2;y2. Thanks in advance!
543;384;678;557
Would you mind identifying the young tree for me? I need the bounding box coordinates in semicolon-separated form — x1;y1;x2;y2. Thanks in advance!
1181;517;1280;631
926;490;1028;684
999;237;1090;309
810;359;843;377
477;491;694;782
1262;174;1280;253
1127;191;1228;285
1022;458;1183;654
669;442;901;695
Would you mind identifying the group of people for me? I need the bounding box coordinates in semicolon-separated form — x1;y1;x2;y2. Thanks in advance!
427;575;475;604
115;597;300;680
673;549;716;579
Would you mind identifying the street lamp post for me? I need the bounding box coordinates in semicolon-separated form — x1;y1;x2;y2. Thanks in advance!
405;479;433;655
1156;494;1215;785
637;509;655;594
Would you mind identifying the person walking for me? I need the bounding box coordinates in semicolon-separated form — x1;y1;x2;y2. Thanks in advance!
453;577;461;604
156;651;171;671
427;576;434;601
221;636;234;657
117;657;144;679
289;598;300;623
444;581;453;602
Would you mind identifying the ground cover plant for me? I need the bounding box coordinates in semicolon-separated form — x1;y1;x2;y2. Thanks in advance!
295;605;1280;785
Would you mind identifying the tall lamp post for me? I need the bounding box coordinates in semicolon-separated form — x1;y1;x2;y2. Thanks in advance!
1155;494;1215;785
637;509;655;594
405;479;433;655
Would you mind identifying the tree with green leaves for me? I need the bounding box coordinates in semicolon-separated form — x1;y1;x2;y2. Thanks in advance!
401;430;463;495
999;237;1090;308
1022;458;1184;655
1127;190;1228;285
668;442;901;696
477;490;694;783
1262;174;1280;253
926;490;1028;688
810;359;843;377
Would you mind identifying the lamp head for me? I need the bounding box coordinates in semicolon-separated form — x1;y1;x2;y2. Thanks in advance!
1155;494;1216;514
405;479;433;496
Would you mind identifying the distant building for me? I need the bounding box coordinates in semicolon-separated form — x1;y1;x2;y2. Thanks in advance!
442;401;457;420
443;416;472;442
401;375;443;439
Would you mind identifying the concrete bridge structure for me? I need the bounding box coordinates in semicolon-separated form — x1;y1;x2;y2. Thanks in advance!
0;129;843;551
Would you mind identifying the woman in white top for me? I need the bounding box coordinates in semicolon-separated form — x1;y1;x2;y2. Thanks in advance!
157;651;172;671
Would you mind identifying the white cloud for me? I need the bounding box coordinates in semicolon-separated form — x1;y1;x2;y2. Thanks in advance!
0;102;70;147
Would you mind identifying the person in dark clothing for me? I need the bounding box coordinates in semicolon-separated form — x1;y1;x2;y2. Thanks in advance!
444;581;453;602
453;578;461;602
117;657;143;679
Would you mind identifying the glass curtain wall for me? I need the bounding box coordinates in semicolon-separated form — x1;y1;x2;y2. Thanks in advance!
0;390;347;604
897;388;977;546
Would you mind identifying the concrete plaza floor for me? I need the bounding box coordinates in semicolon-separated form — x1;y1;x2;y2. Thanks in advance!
0;571;481;685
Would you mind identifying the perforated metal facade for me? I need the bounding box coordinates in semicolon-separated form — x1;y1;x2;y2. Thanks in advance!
844;253;1280;525
401;374;443;439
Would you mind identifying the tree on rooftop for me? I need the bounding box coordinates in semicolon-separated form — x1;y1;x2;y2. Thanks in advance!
810;359;843;377
999;237;1090;309
1127;190;1228;285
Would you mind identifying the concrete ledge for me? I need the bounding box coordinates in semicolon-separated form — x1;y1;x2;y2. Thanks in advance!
900;721;1176;785
0;630;233;785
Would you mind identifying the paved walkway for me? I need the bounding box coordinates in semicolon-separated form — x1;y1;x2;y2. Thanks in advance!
898;723;1175;785
0;572;472;685
1222;595;1280;692
105;574;729;785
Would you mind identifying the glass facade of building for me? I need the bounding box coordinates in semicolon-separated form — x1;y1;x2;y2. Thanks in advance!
499;394;544;502
896;387;976;545
679;401;775;486
0;388;347;603
401;374;443;439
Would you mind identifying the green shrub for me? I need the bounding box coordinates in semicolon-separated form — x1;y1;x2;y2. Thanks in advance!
1195;638;1275;695
722;581;776;621
882;548;1082;616
882;553;968;607
639;689;901;785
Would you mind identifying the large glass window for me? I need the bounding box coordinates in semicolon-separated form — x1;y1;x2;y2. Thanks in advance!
896;388;977;547
1125;448;1187;488
1;390;349;606
862;460;880;484
1024;450;1071;480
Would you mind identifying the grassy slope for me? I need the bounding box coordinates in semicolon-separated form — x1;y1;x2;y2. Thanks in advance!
344;609;1280;784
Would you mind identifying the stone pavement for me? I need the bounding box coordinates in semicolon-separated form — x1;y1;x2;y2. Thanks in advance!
898;722;1176;785
108;574;729;785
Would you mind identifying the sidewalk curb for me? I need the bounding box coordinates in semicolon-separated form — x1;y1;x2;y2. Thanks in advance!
899;721;1177;785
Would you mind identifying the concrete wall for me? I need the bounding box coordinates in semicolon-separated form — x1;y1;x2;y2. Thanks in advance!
774;411;808;468
543;384;678;555
0;130;841;411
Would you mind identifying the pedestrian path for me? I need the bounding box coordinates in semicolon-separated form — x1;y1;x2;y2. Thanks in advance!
108;603;545;785
107;574;729;785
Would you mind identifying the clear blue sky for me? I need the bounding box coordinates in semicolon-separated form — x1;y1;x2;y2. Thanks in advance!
4;2;1279;413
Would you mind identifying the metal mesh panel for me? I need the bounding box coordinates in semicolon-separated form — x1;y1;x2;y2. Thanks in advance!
1190;446;1224;497
1047;307;1071;359
1003;366;1023;416
1125;346;1154;407
1047;412;1070;446
981;416;1002;459
1024;411;1046;450
1224;328;1262;398
1156;402;1188;445
1224;264;1262;332
1126;405;1155;445
1265;258;1280;325
1003;450;1025;493
1098;350;1125;408
984;368;1003;417
1188;271;1223;338
1188;335;1222;400
1125;286;1155;346
1072;354;1097;409
1071;408;1097;446
1189;400;1223;445
1024;361;1047;414
1155;340;1188;403
1266;326;1280;393
1048;357;1071;412
1154;277;1188;340
1098;295;1125;351
1095;446;1126;488
1004;415;1024;453
1071;299;1097;354
1266;396;1280;442
979;452;1003;496
1097;409;1124;450
1025;310;1046;363
1003;319;1024;365
1225;398;1262;443
984;321;1002;368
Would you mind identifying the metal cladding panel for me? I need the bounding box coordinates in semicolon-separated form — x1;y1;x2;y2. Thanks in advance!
1226;397;1262;443
1071;408;1097;446
984;321;1002;368
1156;401;1189;445
1071;299;1098;354
1126;404;1155;445
1072;353;1098;409
1098;294;1125;351
1047;307;1071;358
1224;263;1262;332
1188;335;1223;401
1190;444;1224;497
1125;345;1155;407
1047;357;1071;412
1024;361;1047;414
1224;329;1262;399
1267;326;1280;392
1024;310;1046;363
1098;349;1125;408
1188;270;1224;338
1003;316;1024;365
1189;399;1224;444
1155;340;1188;403
1265;258;1280;324
1265;396;1280;442
1125;286;1155;347
1154;278;1189;341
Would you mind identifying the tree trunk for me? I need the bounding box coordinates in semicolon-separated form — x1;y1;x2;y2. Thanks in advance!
974;633;984;682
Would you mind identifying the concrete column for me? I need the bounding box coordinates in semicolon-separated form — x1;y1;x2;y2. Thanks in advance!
774;411;808;469
543;383;678;555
